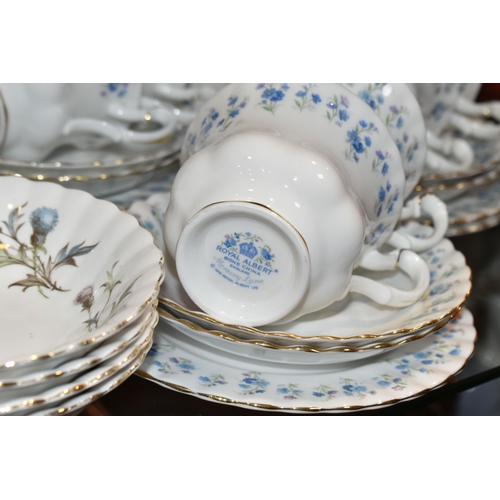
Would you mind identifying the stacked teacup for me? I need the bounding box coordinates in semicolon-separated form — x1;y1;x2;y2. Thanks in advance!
0;83;187;197
409;83;500;202
154;83;469;366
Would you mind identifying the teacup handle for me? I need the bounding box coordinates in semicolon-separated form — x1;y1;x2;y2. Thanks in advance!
145;83;198;102
62;105;178;149
350;249;430;307
450;112;500;140
455;95;500;122
387;194;449;252
142;94;199;126
425;131;474;173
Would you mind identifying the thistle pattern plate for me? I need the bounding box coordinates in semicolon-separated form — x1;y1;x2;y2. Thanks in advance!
0;176;164;372
0;306;157;415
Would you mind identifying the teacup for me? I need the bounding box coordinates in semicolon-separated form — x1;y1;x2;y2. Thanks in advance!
164;83;430;326
143;83;227;127
341;83;448;251
411;82;500;142
341;83;426;198
0;83;179;161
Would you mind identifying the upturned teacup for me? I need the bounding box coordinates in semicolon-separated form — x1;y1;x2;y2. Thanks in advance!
163;83;430;326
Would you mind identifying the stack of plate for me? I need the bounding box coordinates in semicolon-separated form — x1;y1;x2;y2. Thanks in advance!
0;175;163;415
414;135;500;236
124;191;476;413
0;130;184;199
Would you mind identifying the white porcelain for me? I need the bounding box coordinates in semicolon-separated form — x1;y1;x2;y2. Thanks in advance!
167;83;431;325
124;196;469;348
0;128;183;198
0;308;156;415
412;82;500;141
446;176;500;225
340;83;448;251
0;176;164;376
0;304;156;396
29;328;152;416
160;225;470;348
138;308;476;414
341;83;426;197
158;306;448;365
181;83;406;249
416;160;500;202
143;83;226;126
447;212;500;237
0;83;179;161
123;192;471;348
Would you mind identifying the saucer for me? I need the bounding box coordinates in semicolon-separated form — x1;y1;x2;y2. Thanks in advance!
0;127;183;198
125;193;471;347
447;212;500;237
157;305;451;365
419;135;500;185
137;308;476;414
445;177;500;226
160;226;471;347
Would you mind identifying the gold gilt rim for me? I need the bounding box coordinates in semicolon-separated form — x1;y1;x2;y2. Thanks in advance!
44;335;154;416
3;314;157;415
0;306;157;389
0;224;164;371
0;124;185;170
415;161;500;193
158;285;470;341
0;154;180;184
419;149;500;183
448;201;500;226
134;325;477;413
447;214;500;237
157;307;452;353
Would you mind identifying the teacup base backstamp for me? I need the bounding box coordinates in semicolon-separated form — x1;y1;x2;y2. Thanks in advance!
174;201;311;327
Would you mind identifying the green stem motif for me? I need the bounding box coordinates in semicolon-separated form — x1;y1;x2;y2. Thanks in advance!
1;203;98;297
75;261;142;332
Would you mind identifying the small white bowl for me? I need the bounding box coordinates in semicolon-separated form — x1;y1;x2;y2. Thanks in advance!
0;175;164;375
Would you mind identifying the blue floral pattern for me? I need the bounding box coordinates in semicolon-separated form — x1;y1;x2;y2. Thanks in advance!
293;84;322;111
140;306;474;412
256;83;290;114
101;83;129;98
343;83;424;194
222;231;275;269
325;93;351;125
182;83;407;244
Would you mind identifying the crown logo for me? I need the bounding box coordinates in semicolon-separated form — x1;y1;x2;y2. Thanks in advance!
239;241;258;259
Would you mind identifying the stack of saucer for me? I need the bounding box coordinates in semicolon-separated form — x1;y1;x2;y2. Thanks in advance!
127;189;474;412
0;175;163;415
0;83;187;198
410;83;500;235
